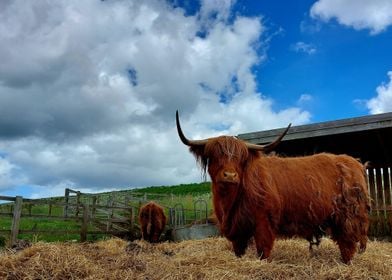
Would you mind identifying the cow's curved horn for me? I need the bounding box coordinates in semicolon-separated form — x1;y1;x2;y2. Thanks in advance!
176;110;208;146
246;123;291;152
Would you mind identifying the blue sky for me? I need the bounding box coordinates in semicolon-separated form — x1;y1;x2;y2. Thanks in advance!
0;0;391;198
256;2;392;121
173;0;392;121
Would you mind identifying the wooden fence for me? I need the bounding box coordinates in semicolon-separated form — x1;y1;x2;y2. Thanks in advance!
0;194;136;246
63;188;173;217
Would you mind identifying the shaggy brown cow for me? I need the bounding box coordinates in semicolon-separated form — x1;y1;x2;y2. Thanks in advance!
176;111;370;264
139;202;167;243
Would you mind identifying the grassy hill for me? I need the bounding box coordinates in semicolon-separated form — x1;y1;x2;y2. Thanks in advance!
130;182;211;196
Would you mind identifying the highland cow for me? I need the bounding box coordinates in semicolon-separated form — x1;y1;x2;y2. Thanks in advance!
176;111;370;263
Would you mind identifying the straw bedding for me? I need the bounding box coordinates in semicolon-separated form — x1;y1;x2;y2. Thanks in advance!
1;237;391;279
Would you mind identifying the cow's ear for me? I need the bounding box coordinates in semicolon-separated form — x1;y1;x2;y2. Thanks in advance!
189;145;208;178
189;146;205;159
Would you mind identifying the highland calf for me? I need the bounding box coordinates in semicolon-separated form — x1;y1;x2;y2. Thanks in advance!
139;202;167;243
176;111;370;263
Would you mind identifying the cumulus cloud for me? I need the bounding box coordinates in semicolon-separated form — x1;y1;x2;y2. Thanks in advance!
199;0;236;23
0;0;310;197
367;71;392;114
0;156;26;189
310;0;392;34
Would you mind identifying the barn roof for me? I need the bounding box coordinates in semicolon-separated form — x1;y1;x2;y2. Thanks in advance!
237;112;392;166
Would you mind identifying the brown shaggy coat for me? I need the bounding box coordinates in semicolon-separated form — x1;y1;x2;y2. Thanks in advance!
138;202;167;243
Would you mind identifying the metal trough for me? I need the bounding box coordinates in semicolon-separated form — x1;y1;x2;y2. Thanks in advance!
171;223;219;241
169;199;220;241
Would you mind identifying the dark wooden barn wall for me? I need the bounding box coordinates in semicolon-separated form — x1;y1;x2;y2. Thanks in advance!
367;166;392;237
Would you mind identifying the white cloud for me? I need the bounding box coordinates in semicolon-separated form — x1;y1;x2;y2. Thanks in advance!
29;180;122;199
291;42;317;55
310;0;392;34
0;157;26;189
199;0;236;23
367;71;392;114
298;94;313;104
0;0;310;197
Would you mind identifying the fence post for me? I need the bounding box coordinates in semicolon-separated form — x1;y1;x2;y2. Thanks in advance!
169;208;173;227
107;196;114;231
75;191;81;217
80;204;89;242
91;196;97;220
64;188;70;218
48;203;52;216
11;196;23;246
130;206;135;231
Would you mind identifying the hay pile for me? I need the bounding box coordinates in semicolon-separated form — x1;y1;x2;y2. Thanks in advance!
1;237;391;279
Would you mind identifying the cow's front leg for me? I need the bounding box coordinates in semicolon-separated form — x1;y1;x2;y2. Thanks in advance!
254;216;275;260
232;237;249;257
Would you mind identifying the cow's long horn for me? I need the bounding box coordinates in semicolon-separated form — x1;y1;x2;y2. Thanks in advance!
246;123;291;152
176;110;208;146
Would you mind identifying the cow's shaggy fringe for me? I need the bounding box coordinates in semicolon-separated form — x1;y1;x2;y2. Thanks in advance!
1;237;391;279
190;136;250;182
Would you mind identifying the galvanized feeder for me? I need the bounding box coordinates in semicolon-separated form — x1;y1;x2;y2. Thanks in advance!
169;199;219;241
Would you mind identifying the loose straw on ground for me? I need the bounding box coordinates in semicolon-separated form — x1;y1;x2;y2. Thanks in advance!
1;237;391;279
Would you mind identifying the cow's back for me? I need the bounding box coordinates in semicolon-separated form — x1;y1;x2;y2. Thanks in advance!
256;153;368;237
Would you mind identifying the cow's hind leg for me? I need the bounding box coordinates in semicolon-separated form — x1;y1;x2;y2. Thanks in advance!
141;226;148;241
